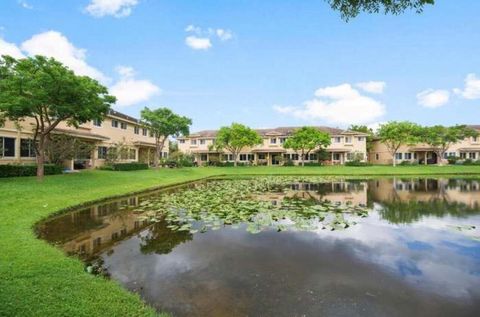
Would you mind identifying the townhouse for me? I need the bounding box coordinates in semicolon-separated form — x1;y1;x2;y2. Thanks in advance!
0;110;167;169
177;126;368;166
369;125;480;165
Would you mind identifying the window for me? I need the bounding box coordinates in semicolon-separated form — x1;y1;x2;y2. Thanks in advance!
473;136;478;143
120;122;127;130
179;139;185;144
460;152;467;159
345;136;352;144
142;128;147;136
111;120;119;128
129;149;136;160
247;154;255;161
333;153;341;161
191;139;197;145
200;154;208;161
375;153;379;160
333;137;341;143
469;152;476;159
163;152;169;158
98;146;108;159
404;153;412;160
395;153;403;160
292;153;299;161
134;126;140;134
357;137;365;142
309;153;317;161
270;138;277;144
20;139;36;157
0;137;15;157
149;131;154;138
279;137;287;144
228;154;234;161
93;118;102;127
200;139;206;145
414;153;418;159
239;154;247;161
258;153;266;160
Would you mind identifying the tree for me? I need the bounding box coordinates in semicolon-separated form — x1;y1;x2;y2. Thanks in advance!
0;55;115;179
327;0;434;20
140;107;192;167
283;127;331;167
377;121;421;167
420;125;478;165
46;134;96;166
215;123;262;167
349;125;374;153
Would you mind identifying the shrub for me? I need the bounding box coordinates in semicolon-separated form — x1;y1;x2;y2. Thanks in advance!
462;159;473;165
399;161;418;166
97;165;114;171
446;156;459;165
0;164;62;178
111;162;149;171
345;160;371;167
303;162;322;167
283;159;295;167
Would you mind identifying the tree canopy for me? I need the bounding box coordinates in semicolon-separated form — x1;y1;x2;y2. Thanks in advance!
377;121;422;166
215;123;262;166
327;0;434;20
0;55;115;179
140;107;192;167
420;125;478;165
284;127;331;166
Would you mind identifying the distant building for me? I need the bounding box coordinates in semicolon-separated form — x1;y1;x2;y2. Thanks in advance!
178;126;368;165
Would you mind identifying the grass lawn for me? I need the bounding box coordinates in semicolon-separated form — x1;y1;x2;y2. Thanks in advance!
2;165;480;317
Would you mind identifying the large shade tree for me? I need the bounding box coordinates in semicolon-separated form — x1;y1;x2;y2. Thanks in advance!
284;127;331;166
0;55;115;179
327;0;434;20
420;125;478;165
215;123;262;167
377;121;422;166
140;107;192;167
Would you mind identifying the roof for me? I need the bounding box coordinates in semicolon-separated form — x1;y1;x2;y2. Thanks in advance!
53;128;110;141
182;126;367;139
108;109;140;123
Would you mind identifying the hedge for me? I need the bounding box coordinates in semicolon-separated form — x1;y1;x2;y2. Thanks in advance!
0;164;63;178
111;162;149;171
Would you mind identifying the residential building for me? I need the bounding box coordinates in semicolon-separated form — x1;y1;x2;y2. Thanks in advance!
0;110;168;169
177;126;368;165
369;125;480;165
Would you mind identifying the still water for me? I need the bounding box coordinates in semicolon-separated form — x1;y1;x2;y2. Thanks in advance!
38;177;480;317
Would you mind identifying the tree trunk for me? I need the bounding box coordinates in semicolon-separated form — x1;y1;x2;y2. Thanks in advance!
36;135;46;181
154;137;166;168
392;151;396;167
233;153;238;167
301;151;305;167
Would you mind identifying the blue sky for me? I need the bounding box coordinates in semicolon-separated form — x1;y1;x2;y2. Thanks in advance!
1;0;479;132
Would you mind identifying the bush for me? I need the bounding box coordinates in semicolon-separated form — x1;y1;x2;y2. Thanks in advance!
283;159;295;167
462;159;473;165
0;164;62;178
345;160;371;167
97;165;114;171
446;156;459;165
399;161;418;166
302;162;322;167
111;162;149;171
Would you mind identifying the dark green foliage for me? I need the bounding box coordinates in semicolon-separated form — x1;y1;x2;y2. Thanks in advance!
399;160;418;166
283;159;295;167
0;164;62;178
111;163;149;171
345;161;371;167
303;162;323;167
447;156;459;165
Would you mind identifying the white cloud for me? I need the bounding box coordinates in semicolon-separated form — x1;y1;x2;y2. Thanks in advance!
110;65;160;107
273;83;385;125
21;31;107;82
356;81;386;94
85;0;139;18
416;89;450;108
185;36;212;51
453;73;480;100
18;0;33;9
0;38;25;59
184;25;232;50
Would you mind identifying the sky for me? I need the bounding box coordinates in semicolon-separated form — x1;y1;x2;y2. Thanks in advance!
0;0;479;132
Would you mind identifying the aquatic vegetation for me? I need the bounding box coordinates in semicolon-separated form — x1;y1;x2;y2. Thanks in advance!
135;177;369;234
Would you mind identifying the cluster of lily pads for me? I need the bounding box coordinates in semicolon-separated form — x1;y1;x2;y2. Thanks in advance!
135;177;369;235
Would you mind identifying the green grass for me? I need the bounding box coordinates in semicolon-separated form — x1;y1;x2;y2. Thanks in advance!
1;165;480;317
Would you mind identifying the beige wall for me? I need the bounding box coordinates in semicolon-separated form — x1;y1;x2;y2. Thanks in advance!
178;131;367;166
369;132;480;165
0;113;169;168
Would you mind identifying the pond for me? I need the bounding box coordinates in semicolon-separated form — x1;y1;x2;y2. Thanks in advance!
37;177;480;317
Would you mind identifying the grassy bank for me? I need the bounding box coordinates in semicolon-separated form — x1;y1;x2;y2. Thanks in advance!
1;165;480;316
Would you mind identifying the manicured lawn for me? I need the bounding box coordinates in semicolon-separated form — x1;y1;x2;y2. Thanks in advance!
1;165;480;317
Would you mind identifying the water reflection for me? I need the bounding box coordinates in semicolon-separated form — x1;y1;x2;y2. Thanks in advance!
37;178;480;317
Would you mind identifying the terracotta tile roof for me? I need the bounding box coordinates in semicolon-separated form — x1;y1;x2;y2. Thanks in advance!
183;126;366;138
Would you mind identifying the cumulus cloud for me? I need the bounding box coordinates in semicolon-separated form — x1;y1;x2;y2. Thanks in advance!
273;83;385;125
453;73;480;100
20;31;107;82
18;0;33;9
85;0;139;18
110;65;160;107
416;89;450;108
0;38;25;59
184;25;232;50
185;36;212;51
356;81;386;94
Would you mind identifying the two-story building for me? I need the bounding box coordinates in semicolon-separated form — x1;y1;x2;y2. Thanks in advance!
369;125;480;165
0;109;168;169
177;126;368;166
